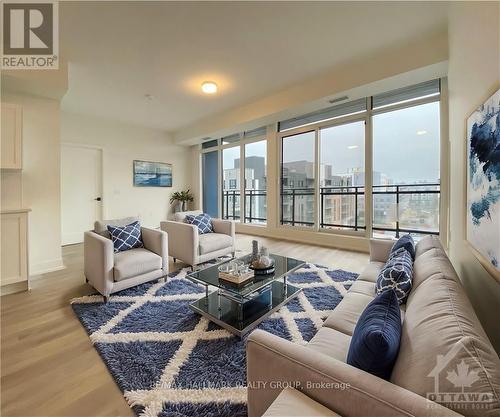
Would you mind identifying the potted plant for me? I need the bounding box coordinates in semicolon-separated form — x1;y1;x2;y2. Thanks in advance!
170;189;194;212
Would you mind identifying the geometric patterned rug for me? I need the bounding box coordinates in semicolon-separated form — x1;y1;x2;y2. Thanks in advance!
71;263;358;417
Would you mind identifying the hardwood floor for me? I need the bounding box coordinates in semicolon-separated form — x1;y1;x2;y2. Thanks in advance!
1;234;368;417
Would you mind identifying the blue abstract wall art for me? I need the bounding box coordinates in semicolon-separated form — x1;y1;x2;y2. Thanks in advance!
466;88;500;278
133;160;172;187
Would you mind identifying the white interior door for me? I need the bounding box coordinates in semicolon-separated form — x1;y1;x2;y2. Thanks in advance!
61;144;103;245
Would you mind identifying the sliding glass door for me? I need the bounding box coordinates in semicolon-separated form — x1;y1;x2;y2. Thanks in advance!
372;101;440;238
245;140;267;224
319;121;365;231
222;146;241;221
281;131;316;227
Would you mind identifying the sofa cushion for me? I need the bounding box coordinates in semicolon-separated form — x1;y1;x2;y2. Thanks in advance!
357;261;385;283
414;234;442;258
323;292;374;335
347;290;402;380
391;234;416;260
113;248;162;281
376;247;413;304
198;233;233;255
94;216;139;239
391;273;500;416
412;239;457;290
262;387;342;417
307;327;351;361
107;221;144;253
185;213;213;234
348;280;376;297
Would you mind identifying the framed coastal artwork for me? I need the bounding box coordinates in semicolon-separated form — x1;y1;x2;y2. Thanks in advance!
466;88;500;281
133;160;172;187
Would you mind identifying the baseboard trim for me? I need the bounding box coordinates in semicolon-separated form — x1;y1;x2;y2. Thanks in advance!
235;224;370;253
1;281;28;296
30;258;66;278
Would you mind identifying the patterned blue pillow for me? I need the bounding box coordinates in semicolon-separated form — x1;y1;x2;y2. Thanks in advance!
376;247;413;304
391;234;416;260
107;221;144;253
185;213;213;234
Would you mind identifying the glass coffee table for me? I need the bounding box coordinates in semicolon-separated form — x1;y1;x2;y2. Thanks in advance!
186;253;305;337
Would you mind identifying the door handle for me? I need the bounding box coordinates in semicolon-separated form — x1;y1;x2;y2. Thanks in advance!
94;197;102;201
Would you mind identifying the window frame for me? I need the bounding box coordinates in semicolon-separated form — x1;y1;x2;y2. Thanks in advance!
200;131;268;224
198;78;448;244
277;85;444;239
278;111;369;236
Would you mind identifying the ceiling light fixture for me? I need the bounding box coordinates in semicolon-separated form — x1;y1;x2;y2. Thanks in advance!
201;81;218;94
347;145;359;150
416;130;428;136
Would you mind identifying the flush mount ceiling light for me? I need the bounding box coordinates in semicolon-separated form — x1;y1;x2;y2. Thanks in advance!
416;130;428;136
347;145;359;150
201;81;218;94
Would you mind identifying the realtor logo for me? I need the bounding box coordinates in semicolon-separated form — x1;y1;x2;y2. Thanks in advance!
426;339;496;412
2;1;59;69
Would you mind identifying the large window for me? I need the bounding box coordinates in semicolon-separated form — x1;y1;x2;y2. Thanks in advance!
245;141;267;224
279;79;442;239
201;127;268;223
281;131;315;227
222;146;241;221
372;101;440;238
320;121;365;230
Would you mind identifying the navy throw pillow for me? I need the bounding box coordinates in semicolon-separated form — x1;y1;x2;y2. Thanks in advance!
107;221;144;253
391;234;415;260
376;247;413;304
347;290;402;380
185;213;213;234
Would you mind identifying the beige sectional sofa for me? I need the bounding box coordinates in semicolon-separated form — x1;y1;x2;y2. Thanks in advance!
247;236;500;417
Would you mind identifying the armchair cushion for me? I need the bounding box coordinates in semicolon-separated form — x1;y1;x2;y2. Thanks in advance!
199;233;233;255
113;248;162;282
107;221;144;252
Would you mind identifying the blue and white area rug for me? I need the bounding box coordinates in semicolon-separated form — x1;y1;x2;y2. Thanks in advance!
71;263;358;417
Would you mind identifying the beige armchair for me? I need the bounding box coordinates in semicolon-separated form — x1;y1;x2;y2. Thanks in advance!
160;210;235;267
84;217;168;301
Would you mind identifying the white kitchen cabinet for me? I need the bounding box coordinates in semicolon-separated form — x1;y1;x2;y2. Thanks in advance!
1;209;30;289
1;103;23;169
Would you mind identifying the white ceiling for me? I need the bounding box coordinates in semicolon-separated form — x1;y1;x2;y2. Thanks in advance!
60;1;449;133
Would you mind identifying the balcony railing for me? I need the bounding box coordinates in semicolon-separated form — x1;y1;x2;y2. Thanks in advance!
222;189;267;223
280;183;440;237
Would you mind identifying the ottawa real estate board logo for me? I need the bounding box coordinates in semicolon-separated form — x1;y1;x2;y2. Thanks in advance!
2;1;58;69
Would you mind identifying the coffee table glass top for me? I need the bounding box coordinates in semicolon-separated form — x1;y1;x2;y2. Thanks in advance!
187;253;305;298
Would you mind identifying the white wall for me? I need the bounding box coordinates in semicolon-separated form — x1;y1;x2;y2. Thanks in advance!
1;93;64;276
61;112;193;228
448;2;500;352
